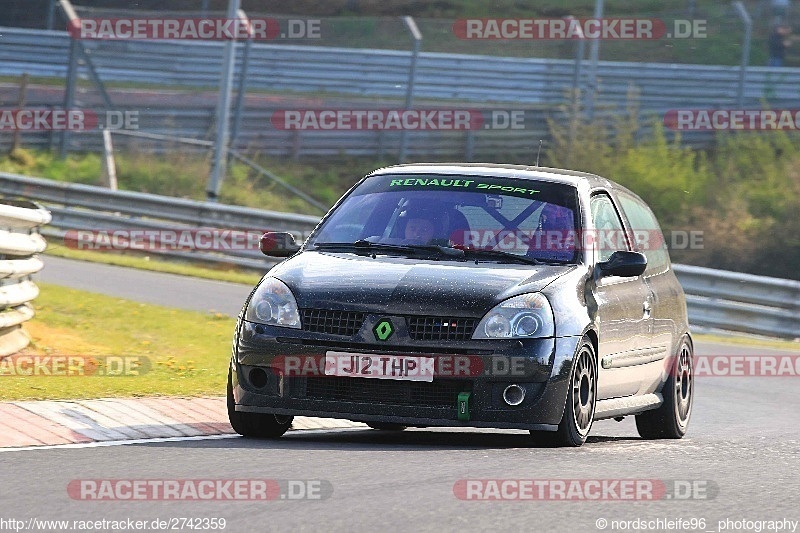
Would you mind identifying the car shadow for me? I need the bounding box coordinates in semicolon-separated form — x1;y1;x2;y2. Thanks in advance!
132;427;645;451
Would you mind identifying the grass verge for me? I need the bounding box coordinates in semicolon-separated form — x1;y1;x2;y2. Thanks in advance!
0;283;235;401
693;333;799;352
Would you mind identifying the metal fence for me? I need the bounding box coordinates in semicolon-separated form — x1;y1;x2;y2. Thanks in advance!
4;26;800;157
0;171;796;339
0;198;50;356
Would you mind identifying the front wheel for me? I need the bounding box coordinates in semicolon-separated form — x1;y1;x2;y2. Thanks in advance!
227;367;293;438
530;338;597;447
636;338;694;439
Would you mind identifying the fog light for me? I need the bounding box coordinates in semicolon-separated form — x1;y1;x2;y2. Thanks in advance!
249;367;269;389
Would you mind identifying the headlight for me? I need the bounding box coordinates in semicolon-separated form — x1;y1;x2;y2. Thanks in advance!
472;293;554;339
245;277;301;328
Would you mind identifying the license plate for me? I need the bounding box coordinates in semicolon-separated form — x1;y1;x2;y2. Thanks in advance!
324;351;434;382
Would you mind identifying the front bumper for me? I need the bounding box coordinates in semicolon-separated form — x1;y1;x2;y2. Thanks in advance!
231;320;583;431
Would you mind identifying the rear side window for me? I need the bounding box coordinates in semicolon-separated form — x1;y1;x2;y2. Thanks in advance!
617;192;670;274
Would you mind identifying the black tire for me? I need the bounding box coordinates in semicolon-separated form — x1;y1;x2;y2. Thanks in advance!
227;367;293;438
366;422;407;431
530;338;597;447
636;337;694;439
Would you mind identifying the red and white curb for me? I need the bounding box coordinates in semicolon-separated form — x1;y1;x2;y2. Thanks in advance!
0;397;366;448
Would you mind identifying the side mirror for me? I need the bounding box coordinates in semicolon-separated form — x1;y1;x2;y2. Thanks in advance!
597;250;647;278
259;232;301;257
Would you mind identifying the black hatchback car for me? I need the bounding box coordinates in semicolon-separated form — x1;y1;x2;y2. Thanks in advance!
228;164;694;446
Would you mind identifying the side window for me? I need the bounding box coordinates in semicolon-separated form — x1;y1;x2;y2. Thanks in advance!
590;193;628;262
617;193;670;273
313;193;387;243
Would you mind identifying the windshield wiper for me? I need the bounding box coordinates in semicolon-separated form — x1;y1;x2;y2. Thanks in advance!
403;244;465;258
314;240;466;259
460;248;541;265
314;241;541;264
314;241;410;253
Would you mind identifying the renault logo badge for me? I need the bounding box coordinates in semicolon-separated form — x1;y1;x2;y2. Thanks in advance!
373;319;394;341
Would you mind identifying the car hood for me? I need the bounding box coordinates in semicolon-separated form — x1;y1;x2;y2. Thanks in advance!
268;251;575;316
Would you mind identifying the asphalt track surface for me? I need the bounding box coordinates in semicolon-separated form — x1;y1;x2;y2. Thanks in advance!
35;256;254;316
9;256;799;533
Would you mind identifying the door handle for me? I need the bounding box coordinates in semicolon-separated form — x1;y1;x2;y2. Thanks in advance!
643;300;652;317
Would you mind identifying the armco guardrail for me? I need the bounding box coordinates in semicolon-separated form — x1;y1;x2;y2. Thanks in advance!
0;86;567;159
0;172;796;339
2;27;799;109
0;171;320;270
0;27;796;156
672;264;799;340
0;198;50;356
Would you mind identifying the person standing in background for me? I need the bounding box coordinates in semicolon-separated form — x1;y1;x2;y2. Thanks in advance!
768;24;793;66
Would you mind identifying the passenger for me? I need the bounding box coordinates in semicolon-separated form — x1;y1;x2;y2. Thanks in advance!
528;204;575;261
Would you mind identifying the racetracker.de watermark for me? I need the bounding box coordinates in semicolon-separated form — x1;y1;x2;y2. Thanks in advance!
270;109;528;131
692;355;800;377
68;479;332;501
0;109;138;131
452;18;707;40
68;18;321;40
273;354;537;379
63;228;705;252
64;229;268;252
2;518;226;532
665;109;800;131
0;355;149;377
451;229;704;252
453;479;718;501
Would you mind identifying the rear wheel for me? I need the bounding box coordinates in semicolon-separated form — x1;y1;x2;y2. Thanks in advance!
530;338;597;447
636;338;694;439
227;367;293;438
366;422;407;431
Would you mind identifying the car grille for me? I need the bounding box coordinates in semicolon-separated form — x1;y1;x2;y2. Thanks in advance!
304;377;472;408
301;309;365;337
406;316;478;341
299;310;478;341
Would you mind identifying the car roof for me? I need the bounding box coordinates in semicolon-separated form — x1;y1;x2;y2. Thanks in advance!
368;162;642;201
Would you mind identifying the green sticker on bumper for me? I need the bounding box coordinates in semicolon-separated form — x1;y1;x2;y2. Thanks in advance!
457;392;471;421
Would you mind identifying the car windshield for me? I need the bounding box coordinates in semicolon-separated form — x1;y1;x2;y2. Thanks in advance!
309;173;581;263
